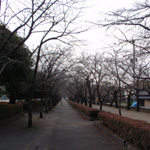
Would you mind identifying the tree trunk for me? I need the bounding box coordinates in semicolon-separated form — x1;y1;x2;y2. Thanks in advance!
27;43;42;128
114;92;118;108
104;95;109;105
136;88;140;111
97;89;102;111
28;100;32;128
87;78;92;107
45;98;48;113
84;98;87;106
118;80;122;116
119;96;121;116
40;98;43;118
48;99;52;111
80;96;83;104
40;84;45;118
100;101;103;111
127;92;131;110
9;93;16;104
88;92;92;107
84;89;87;106
89;100;92;107
88;91;93;107
110;99;114;107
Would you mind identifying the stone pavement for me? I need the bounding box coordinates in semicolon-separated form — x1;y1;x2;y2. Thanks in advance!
92;104;150;123
0;100;123;150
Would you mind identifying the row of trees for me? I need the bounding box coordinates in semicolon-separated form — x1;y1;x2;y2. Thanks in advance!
0;24;75;125
67;47;150;115
1;0;150;125
0;0;86;127
66;1;150;116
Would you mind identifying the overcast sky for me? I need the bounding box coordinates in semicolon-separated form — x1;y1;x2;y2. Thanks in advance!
77;0;143;54
23;0;143;55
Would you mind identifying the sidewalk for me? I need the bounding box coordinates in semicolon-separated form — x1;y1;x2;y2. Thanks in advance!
0;100;123;150
92;104;150;123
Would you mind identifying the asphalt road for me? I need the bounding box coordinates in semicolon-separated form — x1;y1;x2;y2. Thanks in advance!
0;100;123;150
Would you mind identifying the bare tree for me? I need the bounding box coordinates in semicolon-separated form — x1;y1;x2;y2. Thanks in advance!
1;0;87;128
0;0;86;75
102;49;130;115
69;73;87;104
89;53;107;111
78;54;97;107
97;0;150;54
34;45;75;118
92;1;150;113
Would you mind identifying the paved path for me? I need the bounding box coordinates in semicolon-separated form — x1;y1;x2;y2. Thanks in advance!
92;104;150;123
0;100;123;150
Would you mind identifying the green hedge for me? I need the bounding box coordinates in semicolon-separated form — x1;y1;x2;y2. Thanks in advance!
0;102;23;119
67;100;99;118
98;112;150;149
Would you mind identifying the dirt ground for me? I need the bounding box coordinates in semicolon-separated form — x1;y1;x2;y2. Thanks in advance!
92;104;150;123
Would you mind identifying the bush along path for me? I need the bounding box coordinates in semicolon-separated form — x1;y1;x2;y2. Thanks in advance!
98;112;150;150
68;100;150;150
67;99;100;120
0;99;123;150
0;102;23;119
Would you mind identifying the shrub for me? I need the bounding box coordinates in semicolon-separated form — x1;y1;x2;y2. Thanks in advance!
98;112;150;149
0;102;23;119
67;100;99;118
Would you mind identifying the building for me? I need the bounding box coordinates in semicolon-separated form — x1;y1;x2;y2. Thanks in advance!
131;91;150;107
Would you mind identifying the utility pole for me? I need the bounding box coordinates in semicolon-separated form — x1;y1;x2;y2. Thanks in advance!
132;40;136;103
0;0;1;14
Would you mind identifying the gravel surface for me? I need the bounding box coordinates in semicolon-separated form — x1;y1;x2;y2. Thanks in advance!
92;104;150;123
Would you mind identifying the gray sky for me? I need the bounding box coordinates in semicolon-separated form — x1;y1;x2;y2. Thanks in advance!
23;0;143;55
76;0;143;54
